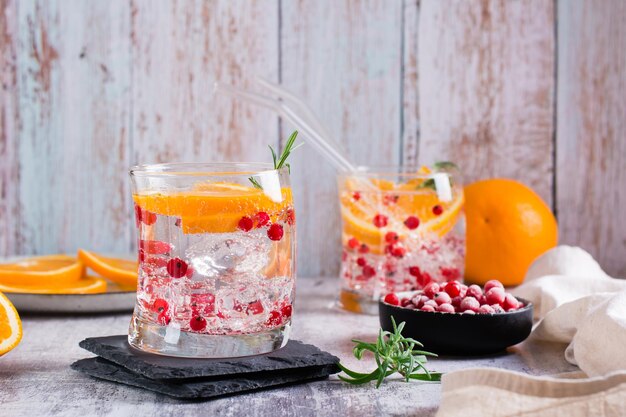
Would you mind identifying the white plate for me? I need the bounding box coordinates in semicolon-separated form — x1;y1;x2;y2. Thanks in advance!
5;290;136;313
1;255;136;313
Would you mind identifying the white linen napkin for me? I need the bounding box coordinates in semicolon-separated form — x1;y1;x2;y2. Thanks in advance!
513;246;626;376
437;246;626;416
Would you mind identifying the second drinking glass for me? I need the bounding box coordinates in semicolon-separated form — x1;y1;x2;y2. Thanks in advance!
337;165;465;314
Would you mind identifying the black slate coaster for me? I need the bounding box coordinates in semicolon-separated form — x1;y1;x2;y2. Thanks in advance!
79;335;340;380
72;356;337;399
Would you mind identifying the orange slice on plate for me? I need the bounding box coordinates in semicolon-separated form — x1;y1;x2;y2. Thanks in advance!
0;275;107;295
77;250;137;287
0;255;84;286
0;291;22;356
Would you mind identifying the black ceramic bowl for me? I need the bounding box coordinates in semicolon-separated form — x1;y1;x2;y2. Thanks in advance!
379;292;533;355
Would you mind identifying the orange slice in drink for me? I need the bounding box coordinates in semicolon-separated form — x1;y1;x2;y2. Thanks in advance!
0;255;84;286
0;292;22;356
340;178;464;253
133;183;293;234
77;250;137;287
0;275;107;295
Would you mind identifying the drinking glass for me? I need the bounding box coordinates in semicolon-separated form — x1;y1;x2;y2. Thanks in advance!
129;163;295;358
337;165;465;314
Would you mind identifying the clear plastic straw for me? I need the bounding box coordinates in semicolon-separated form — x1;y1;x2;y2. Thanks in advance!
214;82;356;173
253;76;346;155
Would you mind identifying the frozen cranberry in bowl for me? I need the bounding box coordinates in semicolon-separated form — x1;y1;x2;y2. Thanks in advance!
378;279;533;355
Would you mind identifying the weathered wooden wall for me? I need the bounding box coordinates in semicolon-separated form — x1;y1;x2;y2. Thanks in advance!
1;0;625;277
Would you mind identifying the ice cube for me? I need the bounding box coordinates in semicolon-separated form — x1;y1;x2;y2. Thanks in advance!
185;230;271;279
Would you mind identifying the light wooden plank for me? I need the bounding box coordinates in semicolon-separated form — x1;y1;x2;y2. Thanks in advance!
401;0;420;167
281;1;404;277
418;0;555;205
17;1;132;255
556;0;626;277
130;0;279;165
0;0;19;255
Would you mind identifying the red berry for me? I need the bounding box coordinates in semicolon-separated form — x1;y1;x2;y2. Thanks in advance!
460;297;480;312
444;281;461;297
383;194;399;205
356;257;367;267
432;205;443;216
484;279;504;293
417;272;432;287
151;298;169;313
247;300;264;315
503;294;519;310
434;291;452;305
451;296;462;308
157;312;171;325
372;214;388;228
485;287;506;305
423;299;438;308
423;282;440;298
420;305;436;312
167;258;188;278
408;266;421;277
491;304;505;313
190;316;207;331
190;293;215;315
391;246;406;258
411;295;424;308
254;211;270;227
352;192;361;201
142;210;157;225
403;216;420;230
185;266;195;278
134;204;142;227
267;223;284;241
281;304;293;318
400;297;411;307
266;310;283;326
467;284;483;300
358;244;370;254
385;231;399;243
440;267;461;281
347;237;359;249
383;293;400;306
437;303;455;313
285;208;295;225
238;216;254;232
140;239;171;255
362;265;376;279
459;284;468;298
478;305;495;314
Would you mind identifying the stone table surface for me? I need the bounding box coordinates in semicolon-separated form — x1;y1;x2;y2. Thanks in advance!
0;278;577;417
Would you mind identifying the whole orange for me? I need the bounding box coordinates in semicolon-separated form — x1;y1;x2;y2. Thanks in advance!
464;179;558;286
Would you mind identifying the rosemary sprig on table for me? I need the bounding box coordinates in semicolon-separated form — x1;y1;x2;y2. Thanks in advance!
338;317;441;388
249;130;302;190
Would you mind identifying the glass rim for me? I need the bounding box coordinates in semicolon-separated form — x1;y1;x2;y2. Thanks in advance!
337;165;461;180
129;162;287;177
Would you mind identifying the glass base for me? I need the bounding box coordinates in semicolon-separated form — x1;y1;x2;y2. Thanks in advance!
337;288;380;315
128;315;291;358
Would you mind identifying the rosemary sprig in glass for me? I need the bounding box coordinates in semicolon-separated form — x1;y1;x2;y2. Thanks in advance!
249;130;302;190
338;317;442;388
